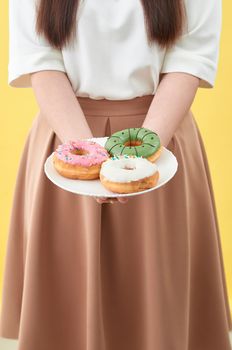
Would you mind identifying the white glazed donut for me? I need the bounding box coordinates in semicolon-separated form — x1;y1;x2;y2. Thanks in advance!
99;155;159;194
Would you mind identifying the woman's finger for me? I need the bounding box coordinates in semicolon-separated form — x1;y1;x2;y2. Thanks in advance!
95;197;107;203
94;196;128;204
117;197;129;203
95;196;115;204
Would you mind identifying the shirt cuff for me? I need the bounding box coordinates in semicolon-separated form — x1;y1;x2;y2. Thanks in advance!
8;50;66;87
160;52;217;88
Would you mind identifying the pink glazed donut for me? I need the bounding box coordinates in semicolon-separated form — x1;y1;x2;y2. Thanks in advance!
53;140;109;179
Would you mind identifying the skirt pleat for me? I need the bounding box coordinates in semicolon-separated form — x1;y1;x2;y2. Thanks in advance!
0;95;231;350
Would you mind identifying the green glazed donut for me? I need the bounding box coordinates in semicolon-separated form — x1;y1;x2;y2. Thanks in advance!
104;127;161;158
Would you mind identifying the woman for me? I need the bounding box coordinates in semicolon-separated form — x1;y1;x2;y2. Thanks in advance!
0;0;231;349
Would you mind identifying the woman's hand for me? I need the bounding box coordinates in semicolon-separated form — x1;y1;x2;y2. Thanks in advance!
94;196;129;204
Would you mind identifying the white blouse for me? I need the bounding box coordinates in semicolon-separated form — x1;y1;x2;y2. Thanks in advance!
8;0;222;100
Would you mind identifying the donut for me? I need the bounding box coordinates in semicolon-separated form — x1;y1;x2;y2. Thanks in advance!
99;155;159;194
104;127;162;163
53;140;109;179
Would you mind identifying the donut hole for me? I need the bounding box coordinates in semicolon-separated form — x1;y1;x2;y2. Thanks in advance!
123;165;136;170
71;148;89;156
124;140;142;147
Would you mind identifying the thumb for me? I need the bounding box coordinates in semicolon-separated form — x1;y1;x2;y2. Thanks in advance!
117;197;129;203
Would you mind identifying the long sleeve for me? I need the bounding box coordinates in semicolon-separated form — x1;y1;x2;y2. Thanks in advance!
8;0;66;87
160;0;222;88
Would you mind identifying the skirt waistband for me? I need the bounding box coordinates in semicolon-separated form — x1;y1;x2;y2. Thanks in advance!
76;95;154;116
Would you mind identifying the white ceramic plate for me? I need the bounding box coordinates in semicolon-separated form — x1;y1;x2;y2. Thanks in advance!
44;137;178;198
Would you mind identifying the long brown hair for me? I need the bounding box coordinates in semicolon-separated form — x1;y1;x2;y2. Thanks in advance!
36;0;186;50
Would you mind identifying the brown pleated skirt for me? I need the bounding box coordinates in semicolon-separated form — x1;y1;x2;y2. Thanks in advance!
0;95;231;350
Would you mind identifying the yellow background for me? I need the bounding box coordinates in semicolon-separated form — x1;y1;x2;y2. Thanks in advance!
0;0;231;315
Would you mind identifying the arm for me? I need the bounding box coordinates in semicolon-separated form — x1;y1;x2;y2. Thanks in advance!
143;0;222;148
31;70;126;205
31;71;93;143
142;72;200;148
